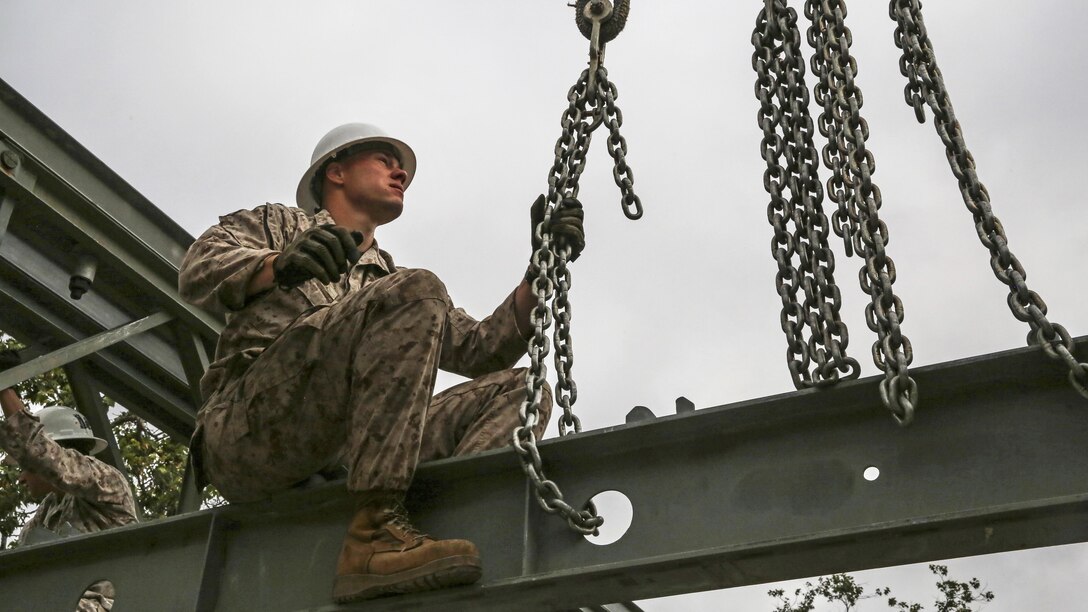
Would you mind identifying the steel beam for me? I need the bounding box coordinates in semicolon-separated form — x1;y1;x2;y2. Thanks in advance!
0;78;220;338
0;232;188;383
173;324;210;514
0;339;1084;611
0;196;13;245
0;76;221;445
0;312;173;391
0;283;194;440
64;361;127;474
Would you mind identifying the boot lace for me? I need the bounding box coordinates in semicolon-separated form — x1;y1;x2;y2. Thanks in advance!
388;502;430;545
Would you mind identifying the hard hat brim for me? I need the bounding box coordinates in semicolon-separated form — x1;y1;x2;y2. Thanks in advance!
295;135;416;214
52;433;109;455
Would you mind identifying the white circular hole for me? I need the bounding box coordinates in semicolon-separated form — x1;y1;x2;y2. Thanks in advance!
583;490;633;546
863;466;881;481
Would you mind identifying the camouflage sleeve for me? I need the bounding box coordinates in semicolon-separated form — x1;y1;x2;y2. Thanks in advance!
179;204;300;315
440;289;528;378
0;409;129;506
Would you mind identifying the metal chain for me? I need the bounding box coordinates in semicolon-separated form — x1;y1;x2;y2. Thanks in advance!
806;3;859;258
514;68;599;535
890;0;1088;398
807;0;917;424
599;67;643;220
753;0;861;391
513;2;641;535
513;67;637;535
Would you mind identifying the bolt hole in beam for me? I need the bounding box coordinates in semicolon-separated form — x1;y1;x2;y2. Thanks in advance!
583;490;633;546
863;466;881;482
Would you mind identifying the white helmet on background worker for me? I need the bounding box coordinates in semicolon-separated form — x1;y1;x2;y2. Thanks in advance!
38;406;108;455
295;123;417;214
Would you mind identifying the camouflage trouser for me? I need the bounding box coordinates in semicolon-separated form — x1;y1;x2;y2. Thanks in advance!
199;269;551;502
76;579;114;611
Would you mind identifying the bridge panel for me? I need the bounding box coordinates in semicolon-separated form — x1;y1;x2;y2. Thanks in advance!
0;339;1083;610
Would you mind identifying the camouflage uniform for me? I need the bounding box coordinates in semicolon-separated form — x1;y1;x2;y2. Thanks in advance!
0;409;138;544
76;581;115;612
180;204;550;502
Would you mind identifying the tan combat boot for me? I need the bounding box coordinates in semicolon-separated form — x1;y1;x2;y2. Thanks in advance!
332;495;482;603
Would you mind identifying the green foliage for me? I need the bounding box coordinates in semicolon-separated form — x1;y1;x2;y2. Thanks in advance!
113;413;189;519
0;462;31;549
928;565;994;612
770;573;876;612
1;337;74;408
112;413;223;519
769;565;994;612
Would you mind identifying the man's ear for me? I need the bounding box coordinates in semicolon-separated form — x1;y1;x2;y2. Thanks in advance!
325;161;344;187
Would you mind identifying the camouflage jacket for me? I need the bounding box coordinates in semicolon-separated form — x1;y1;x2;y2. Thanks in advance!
0;409;138;544
179;203;527;401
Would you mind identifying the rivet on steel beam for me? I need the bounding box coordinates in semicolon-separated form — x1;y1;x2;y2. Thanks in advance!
0;150;19;170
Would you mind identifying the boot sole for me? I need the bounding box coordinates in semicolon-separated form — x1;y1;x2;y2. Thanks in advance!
332;555;482;603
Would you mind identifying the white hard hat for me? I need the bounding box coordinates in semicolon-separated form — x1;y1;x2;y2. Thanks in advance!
38;406;108;455
295;123;417;214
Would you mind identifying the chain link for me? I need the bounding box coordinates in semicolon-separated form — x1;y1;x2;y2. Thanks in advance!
807;0;917;424
600;69;644;220
513;55;642;534
890;0;1088;399
753;0;861;392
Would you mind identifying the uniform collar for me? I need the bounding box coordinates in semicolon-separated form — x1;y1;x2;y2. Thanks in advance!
309;209;396;270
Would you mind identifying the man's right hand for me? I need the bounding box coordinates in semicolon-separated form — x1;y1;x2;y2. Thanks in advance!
273;224;364;289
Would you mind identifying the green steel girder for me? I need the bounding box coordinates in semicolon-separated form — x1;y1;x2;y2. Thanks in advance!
0;278;194;440
0;338;1084;611
64;362;128;474
0;312;174;392
0;77;220;443
0;79;219;338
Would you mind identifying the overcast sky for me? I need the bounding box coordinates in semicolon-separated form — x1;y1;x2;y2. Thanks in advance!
3;1;1087;609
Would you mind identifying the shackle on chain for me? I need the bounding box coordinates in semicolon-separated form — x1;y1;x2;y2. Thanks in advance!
571;0;632;126
573;0;630;43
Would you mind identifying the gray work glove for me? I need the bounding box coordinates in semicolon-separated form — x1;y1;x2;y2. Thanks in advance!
273;224;364;289
530;194;586;261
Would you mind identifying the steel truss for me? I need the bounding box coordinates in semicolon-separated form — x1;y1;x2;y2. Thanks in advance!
0;78;219;461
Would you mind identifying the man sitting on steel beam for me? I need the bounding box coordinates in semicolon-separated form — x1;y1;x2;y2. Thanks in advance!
0;349;139;611
179;123;584;603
